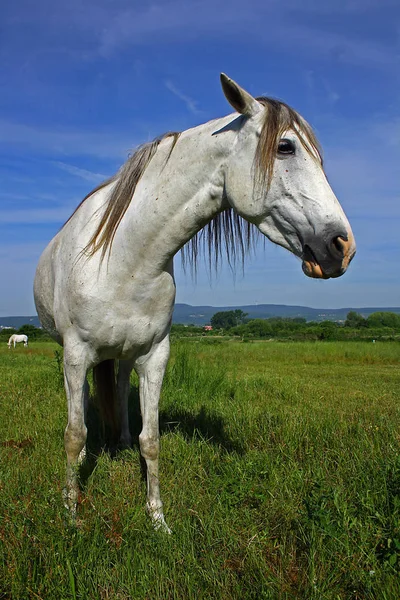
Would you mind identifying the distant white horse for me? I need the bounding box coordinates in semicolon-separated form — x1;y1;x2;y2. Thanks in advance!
34;73;356;532
8;334;28;348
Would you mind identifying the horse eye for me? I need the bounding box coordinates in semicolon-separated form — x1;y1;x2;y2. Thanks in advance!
277;139;295;155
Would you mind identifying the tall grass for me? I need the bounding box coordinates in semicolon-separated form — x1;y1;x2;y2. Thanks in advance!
1;340;399;599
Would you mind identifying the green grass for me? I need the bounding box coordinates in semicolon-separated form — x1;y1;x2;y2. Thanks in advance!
1;340;400;599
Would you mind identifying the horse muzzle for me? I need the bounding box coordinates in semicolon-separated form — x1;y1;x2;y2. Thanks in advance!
302;231;356;279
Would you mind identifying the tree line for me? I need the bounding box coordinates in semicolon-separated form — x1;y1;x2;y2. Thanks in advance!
171;310;400;341
2;311;400;344
0;324;51;343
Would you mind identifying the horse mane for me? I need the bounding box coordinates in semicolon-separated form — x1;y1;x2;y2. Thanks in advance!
64;98;321;268
64;132;180;261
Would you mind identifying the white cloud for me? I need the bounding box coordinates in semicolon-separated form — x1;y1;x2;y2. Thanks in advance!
3;0;398;76
93;0;399;72
53;161;106;182
0;119;136;160
165;80;201;115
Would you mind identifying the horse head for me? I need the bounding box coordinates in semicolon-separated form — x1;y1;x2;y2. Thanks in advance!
220;74;356;279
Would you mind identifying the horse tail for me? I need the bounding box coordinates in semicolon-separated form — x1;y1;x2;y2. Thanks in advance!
93;360;120;445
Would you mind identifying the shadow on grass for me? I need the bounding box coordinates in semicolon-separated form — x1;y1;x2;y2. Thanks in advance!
159;405;244;454
80;383;242;488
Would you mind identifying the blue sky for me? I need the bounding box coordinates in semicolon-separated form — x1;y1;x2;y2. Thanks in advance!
1;0;399;316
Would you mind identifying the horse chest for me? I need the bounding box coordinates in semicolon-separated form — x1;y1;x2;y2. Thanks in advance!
69;271;176;358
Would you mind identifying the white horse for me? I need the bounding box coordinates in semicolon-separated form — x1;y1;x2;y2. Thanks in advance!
7;334;28;349
34;74;356;532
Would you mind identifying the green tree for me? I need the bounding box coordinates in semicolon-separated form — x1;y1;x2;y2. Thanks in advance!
0;328;17;342
210;310;248;329
344;311;367;328
18;324;43;339
318;320;339;340
245;319;274;337
367;312;400;329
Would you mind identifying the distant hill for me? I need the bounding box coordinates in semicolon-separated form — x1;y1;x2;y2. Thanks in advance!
0;316;41;329
3;305;400;329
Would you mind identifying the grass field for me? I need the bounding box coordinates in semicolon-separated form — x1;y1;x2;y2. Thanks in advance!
1;340;399;599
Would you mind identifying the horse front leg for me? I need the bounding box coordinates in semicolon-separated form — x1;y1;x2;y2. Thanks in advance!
62;341;90;522
117;359;134;449
135;336;170;533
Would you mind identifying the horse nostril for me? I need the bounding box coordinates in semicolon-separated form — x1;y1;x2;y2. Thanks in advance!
331;235;346;258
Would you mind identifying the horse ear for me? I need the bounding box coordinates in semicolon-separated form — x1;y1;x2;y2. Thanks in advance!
220;73;262;117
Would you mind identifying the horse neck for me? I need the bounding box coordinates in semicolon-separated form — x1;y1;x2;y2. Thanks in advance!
114;114;238;273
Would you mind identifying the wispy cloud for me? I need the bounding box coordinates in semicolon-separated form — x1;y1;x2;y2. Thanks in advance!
0;119;135;160
94;0;399;71
165;80;201;115
3;0;398;77
280;23;400;71
53;161;106;182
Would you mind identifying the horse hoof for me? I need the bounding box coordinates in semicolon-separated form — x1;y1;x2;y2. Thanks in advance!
153;516;172;535
147;503;172;534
